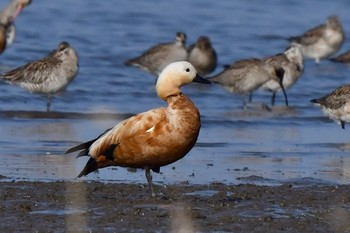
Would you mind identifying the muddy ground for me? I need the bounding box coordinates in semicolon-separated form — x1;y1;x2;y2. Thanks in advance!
0;180;349;233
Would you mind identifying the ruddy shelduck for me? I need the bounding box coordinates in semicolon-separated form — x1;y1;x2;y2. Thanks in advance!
65;61;211;196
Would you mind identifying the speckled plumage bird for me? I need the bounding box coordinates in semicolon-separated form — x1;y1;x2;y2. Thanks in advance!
289;15;344;64
0;0;31;54
261;46;304;106
311;85;350;129
65;61;210;197
124;32;188;76
187;36;217;76
0;41;79;112
209;58;287;110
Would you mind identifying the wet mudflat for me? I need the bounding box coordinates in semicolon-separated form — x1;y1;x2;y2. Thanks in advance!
1;180;349;233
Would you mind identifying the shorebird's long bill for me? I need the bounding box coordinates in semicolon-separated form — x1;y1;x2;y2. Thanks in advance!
13;5;23;20
193;74;211;84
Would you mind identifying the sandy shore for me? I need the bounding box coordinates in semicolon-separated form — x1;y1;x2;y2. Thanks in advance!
0;180;349;233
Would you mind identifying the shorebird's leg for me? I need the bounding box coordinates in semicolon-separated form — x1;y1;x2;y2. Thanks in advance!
145;167;155;197
46;94;52;112
315;58;320;65
271;92;276;106
242;96;247;111
280;87;288;107
277;80;288;107
249;93;253;103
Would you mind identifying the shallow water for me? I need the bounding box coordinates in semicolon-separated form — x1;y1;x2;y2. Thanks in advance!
1;0;350;186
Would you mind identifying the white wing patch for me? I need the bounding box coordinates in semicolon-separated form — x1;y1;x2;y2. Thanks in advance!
146;126;155;133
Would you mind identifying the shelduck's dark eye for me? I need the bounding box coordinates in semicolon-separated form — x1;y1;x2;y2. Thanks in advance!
185;68;190;72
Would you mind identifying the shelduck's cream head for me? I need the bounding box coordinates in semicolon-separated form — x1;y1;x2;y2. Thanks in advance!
156;61;210;100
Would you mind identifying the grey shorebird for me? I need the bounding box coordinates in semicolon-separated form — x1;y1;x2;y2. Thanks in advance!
289;15;344;64
65;61;211;197
311;85;350;129
124;32;187;76
187;36;217;76
209;58;288;110
0;0;31;54
261;46;304;106
0;41;79;112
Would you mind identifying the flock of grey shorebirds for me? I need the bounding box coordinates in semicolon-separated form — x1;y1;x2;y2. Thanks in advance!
2;0;350;196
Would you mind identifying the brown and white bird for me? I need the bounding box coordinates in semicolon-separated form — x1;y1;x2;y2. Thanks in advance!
0;41;79;112
261;46;304;106
209;58;287;110
289;15;344;64
187;36;217;76
124;32;188;76
0;0;32;54
65;61;210;197
311;85;350;129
